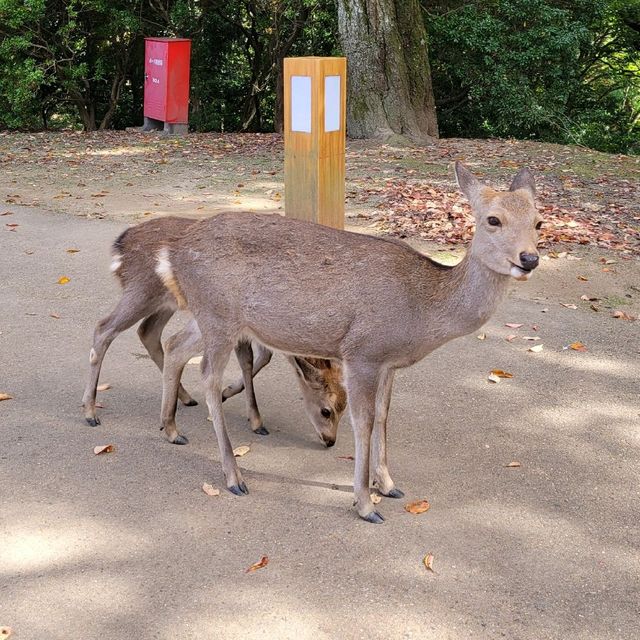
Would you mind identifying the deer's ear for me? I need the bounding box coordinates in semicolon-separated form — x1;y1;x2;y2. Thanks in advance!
291;356;323;385
509;167;536;200
455;161;481;205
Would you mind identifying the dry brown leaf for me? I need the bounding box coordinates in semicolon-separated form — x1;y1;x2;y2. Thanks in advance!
57;276;70;285
49;312;61;319
96;383;112;392
560;303;578;310
569;342;587;352
66;248;80;254
590;303;600;312
405;499;431;515
577;275;589;282
488;373;501;384
233;445;250;457
522;336;540;341
423;553;435;573
505;334;517;342
245;556;269;573
476;333;486;340
5;223;19;228
612;310;636;321
506;461;521;468
490;369;513;378
581;295;600;302
1;627;12;638
338;455;354;461
202;483;220;497
93;444;114;455
0;393;13;402
94;402;104;409
528;344;544;353
0;210;13;216
370;493;382;505
505;323;523;329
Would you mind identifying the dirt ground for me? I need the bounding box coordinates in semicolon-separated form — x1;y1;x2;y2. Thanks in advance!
0;132;639;640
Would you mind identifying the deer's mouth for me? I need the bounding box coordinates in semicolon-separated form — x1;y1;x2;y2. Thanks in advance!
509;262;533;281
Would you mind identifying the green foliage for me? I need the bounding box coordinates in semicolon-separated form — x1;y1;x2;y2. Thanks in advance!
426;0;640;153
0;0;637;155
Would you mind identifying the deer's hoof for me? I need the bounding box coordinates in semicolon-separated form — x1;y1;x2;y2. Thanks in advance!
228;482;249;496
383;487;405;499
171;434;189;445
253;426;269;436
86;417;101;427
362;511;385;524
182;399;198;407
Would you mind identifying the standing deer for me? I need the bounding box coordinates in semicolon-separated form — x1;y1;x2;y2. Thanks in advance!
82;216;346;445
156;163;542;522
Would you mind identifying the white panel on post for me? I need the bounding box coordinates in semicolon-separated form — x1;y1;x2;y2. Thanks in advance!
324;75;341;132
291;75;312;133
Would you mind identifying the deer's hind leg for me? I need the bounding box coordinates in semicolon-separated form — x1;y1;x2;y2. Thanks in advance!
201;332;248;495
160;318;203;445
82;290;159;426
137;306;197;407
235;340;269;436
222;342;273;402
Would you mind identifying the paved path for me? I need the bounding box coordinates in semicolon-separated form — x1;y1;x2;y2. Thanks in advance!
1;206;638;639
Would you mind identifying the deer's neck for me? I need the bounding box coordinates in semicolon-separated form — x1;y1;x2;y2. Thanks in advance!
418;246;510;342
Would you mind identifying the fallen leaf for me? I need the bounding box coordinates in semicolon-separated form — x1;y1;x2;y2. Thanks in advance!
57;276;70;285
49;312;61;319
245;556;269;573
371;493;382;505
476;333;486;340
338;455;355;461
405;499;431;514
93;444;114;455
423;553;435;573
506;461;521;468
612;310;636;321
5;223;18;228
66;248;80;254
590;304;600;312
0;210;13;215
541;308;549;313
0;627;12;638
577;275;589;282
488;373;501;383
95;402;104;409
580;295;599;302
202;483;220;497
522;336;540;341
505;334;517;342
569;342;587;352
599;258;617;265
560;303;578;310
0;393;13;402
504;323;523;329
528;344;544;353
490;369;513;378
233;445;250;457
96;383;111;391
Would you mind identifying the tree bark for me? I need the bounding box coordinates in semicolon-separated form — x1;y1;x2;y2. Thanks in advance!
336;0;439;142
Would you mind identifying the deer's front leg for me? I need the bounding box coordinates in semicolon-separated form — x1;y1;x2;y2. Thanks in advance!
371;368;403;498
345;363;384;523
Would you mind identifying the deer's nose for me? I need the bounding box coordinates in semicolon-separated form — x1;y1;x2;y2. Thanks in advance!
519;252;539;271
321;434;336;448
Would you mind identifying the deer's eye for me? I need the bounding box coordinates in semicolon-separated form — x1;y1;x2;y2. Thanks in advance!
535;221;543;230
487;216;502;227
321;408;332;419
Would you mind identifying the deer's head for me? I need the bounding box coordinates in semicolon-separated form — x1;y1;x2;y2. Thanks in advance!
290;356;347;447
455;162;543;281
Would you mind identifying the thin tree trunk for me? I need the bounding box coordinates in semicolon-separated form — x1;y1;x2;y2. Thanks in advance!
337;0;439;142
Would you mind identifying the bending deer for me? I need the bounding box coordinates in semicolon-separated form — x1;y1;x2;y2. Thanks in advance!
82;216;346;445
156;163;542;522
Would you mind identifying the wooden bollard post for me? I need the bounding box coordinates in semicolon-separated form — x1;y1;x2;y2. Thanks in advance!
284;57;346;230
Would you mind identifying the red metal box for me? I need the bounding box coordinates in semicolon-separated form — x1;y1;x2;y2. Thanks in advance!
144;38;191;124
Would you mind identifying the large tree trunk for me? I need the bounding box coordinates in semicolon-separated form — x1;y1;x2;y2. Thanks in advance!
337;0;439;142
